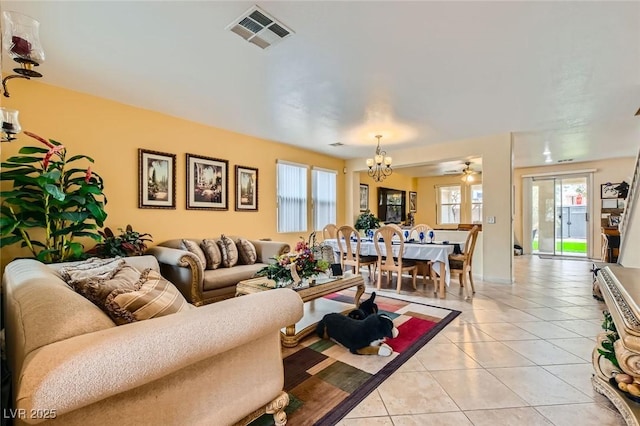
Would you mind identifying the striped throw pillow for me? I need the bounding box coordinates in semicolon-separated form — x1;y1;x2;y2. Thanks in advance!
106;269;193;325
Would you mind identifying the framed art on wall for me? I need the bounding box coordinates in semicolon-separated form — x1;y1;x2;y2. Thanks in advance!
235;165;258;211
601;183;621;199
138;149;176;209
186;154;228;210
359;184;369;211
409;191;417;212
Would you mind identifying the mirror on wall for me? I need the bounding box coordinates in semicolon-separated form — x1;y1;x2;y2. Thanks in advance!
378;187;406;224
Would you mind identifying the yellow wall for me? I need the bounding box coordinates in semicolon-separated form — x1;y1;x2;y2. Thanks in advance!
0;81;346;266
514;157;636;257
416;175;483;228
357;171;416;222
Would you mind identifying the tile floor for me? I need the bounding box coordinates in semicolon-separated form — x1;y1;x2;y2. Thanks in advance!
337;255;625;426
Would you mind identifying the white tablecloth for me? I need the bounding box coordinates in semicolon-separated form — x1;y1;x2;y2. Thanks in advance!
324;239;455;285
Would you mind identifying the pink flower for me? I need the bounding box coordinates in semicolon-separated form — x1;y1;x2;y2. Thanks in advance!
85;167;92;183
24;131;54;148
42;145;65;170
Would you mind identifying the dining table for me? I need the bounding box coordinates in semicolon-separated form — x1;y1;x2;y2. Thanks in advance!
324;238;458;298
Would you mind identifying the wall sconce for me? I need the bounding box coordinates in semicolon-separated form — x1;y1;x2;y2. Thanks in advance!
1;11;45;98
1;107;21;141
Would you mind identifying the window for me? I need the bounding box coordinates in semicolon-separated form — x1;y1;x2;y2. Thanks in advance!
312;168;337;230
436;183;483;225
277;161;307;233
437;185;461;224
471;184;483;223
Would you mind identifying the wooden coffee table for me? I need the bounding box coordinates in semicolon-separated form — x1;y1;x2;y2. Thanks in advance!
236;274;365;347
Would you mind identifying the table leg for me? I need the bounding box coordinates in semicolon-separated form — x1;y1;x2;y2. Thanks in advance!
436;261;446;298
354;282;365;307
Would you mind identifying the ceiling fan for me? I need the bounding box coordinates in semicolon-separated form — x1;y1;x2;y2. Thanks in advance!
460;161;478;183
443;161;480;182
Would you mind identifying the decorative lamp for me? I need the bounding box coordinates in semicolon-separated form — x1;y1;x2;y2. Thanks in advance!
366;135;392;182
1;107;21;142
1;11;45;97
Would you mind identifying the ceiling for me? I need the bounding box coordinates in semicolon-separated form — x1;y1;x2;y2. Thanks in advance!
2;1;639;171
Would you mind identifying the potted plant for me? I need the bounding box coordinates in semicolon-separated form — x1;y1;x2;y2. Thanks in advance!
354;209;380;236
89;225;153;258
0;132;107;263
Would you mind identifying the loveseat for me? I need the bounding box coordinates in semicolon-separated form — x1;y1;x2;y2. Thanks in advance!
147;238;290;306
3;256;303;425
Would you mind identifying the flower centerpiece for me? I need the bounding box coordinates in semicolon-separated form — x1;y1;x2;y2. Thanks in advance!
257;235;330;287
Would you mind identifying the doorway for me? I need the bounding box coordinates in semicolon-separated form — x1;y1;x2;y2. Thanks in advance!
530;175;589;257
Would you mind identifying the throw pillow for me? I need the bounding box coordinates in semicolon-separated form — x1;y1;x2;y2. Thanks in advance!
201;239;222;270
60;257;125;285
236;238;257;265
217;234;238;268
105;269;193;325
71;265;141;310
181;239;207;267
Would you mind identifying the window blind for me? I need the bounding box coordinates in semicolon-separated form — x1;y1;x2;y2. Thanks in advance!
312;168;337;231
277;162;307;232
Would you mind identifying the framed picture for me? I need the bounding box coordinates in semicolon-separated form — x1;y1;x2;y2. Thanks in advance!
409;191;417;212
601;183;620;199
359;184;369;211
186;154;228;210
609;215;621;227
602;199;618;209
235;165;258;211
138;149;176;209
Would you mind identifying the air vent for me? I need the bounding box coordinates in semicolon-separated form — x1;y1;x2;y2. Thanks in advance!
227;5;293;50
329;142;344;147
557;158;574;163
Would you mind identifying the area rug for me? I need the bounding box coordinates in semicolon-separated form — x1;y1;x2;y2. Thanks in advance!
250;290;460;426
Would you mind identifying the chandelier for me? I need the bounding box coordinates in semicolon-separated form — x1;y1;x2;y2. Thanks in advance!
365;135;392;182
461;161;475;183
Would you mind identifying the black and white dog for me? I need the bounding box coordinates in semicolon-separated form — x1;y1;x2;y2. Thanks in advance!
316;311;398;356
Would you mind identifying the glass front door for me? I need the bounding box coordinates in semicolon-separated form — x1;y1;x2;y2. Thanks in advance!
531;175;588;257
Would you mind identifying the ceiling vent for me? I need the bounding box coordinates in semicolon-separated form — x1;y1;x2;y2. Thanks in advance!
329;142;344;147
227;5;293;50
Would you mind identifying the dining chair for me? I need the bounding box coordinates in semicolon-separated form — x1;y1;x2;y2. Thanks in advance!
336;225;377;280
431;225;479;299
322;223;338;240
374;225;417;293
410;224;434;285
409;223;433;241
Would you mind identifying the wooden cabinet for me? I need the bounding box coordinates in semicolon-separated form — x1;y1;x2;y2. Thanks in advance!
593;265;640;425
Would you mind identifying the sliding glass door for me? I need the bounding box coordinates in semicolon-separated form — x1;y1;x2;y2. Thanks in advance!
531;175;588;257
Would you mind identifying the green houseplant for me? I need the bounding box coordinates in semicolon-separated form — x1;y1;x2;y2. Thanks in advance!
0;131;107;263
354;209;380;234
89;225;153;258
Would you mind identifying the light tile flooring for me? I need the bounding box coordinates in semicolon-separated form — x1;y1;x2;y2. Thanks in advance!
337;255;625;426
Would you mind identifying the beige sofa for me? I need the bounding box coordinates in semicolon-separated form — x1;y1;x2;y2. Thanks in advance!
3;256;303;425
147;238;290;306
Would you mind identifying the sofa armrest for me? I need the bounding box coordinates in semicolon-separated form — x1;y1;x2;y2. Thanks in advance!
250;240;291;263
146;246;205;305
16;288;303;423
